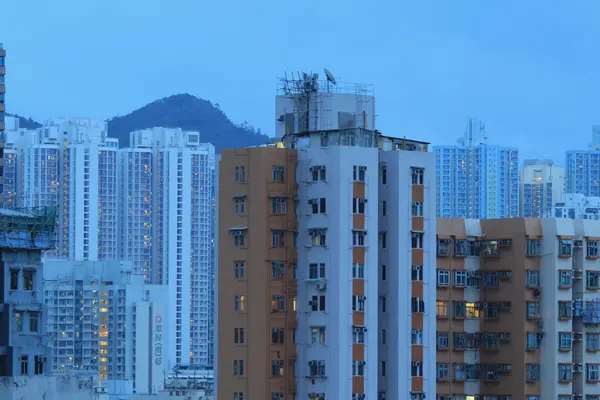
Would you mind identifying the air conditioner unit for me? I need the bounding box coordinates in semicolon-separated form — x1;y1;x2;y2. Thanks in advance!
574;332;583;341
574;363;583;372
575;240;583;247
315;281;327;291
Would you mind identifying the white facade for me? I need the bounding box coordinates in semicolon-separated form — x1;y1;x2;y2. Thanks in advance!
295;133;379;400
379;148;436;400
520;159;564;218
552;193;600;220
286;128;435;400
118;146;153;280
538;218;600;399
43;259;169;393
124;128;216;368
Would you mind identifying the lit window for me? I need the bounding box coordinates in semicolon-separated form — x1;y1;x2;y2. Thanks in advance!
436;301;448;318
311;327;326;344
234;295;245;312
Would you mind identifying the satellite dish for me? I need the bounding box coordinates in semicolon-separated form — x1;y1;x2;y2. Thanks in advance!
324;69;337;85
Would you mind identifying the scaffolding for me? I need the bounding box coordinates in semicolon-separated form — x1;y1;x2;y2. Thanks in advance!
0;206;56;250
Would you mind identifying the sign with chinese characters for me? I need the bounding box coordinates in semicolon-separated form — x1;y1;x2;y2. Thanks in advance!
154;314;163;366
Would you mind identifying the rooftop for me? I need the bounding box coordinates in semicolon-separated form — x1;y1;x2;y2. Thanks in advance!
281;127;429;152
277;72;374;97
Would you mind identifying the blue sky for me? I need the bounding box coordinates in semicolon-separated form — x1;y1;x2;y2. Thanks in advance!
1;0;599;165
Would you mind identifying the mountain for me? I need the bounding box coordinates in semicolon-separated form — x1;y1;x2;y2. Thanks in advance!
6;113;42;129
107;93;269;152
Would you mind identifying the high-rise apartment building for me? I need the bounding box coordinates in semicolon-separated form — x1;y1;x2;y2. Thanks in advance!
29;118;119;261
121;128;216;368
566;126;600;196
3;118;30;209
435;217;600;399
520;159;564;218
43;259;168;393
3;118;119;260
218;130;435;400
218;72;435;400
434;118;519;219
566;125;600;197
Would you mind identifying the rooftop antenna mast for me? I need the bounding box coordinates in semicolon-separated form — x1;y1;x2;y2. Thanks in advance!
324;68;337;93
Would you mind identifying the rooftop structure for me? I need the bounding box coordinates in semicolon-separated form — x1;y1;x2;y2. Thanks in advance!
275;70;376;138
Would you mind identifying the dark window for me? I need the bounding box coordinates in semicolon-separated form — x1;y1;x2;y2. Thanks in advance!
272;328;284;344
20;355;28;375
34;356;44;375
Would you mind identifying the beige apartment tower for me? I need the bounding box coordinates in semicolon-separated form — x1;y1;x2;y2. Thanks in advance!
436;218;600;400
217;147;298;400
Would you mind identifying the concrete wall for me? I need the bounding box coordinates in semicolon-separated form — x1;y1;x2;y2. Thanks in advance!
0;375;94;400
